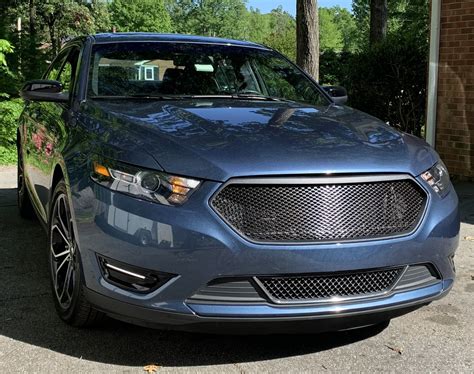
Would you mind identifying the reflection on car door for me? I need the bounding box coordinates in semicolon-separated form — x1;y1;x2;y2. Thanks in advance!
23;46;80;221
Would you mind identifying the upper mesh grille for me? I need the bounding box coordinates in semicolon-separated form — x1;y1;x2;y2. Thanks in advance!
211;179;426;243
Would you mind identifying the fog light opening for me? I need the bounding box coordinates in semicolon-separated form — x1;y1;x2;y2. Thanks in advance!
97;255;174;293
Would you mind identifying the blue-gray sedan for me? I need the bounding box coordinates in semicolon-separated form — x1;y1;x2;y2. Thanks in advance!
17;33;459;333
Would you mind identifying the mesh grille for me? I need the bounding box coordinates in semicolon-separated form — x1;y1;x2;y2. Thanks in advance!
258;268;403;302
211;179;426;243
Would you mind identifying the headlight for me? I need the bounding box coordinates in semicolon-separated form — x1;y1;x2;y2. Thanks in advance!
421;161;450;197
91;161;200;205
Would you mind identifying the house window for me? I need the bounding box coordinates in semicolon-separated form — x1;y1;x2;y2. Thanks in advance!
145;66;154;81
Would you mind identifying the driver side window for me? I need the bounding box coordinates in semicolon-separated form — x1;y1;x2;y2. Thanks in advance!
45;51;68;82
45;47;80;95
58;62;73;92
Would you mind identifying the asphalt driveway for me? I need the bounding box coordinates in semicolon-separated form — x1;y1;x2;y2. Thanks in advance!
0;165;473;373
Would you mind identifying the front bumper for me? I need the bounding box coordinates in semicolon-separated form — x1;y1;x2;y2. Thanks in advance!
84;279;452;333
71;174;460;332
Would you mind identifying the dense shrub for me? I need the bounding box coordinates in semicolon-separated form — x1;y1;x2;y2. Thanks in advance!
0;99;22;165
320;36;428;137
319;49;351;86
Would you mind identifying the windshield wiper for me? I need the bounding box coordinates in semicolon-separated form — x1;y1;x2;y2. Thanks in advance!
89;94;299;104
232;94;300;104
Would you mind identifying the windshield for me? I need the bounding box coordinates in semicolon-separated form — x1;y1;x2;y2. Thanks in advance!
87;42;330;106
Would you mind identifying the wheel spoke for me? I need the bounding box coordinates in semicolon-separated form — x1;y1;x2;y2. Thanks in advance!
57;197;71;240
58;261;73;301
51;224;71;248
65;263;75;300
56;255;70;276
52;248;69;259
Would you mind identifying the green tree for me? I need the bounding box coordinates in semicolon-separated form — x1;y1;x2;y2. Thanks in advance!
167;0;248;39
0;39;22;164
263;7;296;61
0;39;14;67
388;0;430;43
87;0;112;33
352;0;429;46
110;0;172;33
332;6;358;52
36;0;95;55
242;8;271;43
319;8;343;51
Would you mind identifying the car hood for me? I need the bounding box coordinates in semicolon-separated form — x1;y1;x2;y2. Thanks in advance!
80;100;439;182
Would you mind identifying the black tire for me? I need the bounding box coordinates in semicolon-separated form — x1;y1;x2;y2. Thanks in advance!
17;143;36;219
48;180;105;327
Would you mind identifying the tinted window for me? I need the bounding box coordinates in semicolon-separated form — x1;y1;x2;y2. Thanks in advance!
88;42;330;107
45;51;69;81
58;48;80;92
45;47;80;94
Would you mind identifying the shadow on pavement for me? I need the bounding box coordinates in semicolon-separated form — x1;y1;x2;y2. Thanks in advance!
454;182;474;225
0;185;388;367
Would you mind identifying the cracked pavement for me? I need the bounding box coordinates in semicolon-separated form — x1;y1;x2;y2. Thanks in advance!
0;165;473;373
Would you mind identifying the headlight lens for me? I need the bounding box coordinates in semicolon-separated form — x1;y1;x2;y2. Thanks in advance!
421;161;450;197
92;161;200;205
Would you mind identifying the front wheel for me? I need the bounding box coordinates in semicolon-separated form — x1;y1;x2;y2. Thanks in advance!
48;180;104;327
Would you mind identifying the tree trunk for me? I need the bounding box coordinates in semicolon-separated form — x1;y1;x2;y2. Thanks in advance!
48;20;58;57
369;0;387;45
29;0;36;36
296;0;319;80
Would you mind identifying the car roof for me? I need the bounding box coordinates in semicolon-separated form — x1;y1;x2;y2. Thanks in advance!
89;33;269;49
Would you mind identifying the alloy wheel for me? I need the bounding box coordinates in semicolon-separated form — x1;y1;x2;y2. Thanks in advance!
50;194;77;310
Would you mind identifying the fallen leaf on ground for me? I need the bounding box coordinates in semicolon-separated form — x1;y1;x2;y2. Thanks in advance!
385;345;403;355
144;364;160;373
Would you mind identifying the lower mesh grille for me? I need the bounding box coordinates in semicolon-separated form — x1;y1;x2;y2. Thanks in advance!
257;268;403;302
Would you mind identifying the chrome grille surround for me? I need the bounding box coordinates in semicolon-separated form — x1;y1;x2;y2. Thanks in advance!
211;175;428;244
255;267;405;304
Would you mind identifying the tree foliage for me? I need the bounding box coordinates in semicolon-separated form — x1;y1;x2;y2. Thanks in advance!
347;35;428;136
110;0;171;33
0;38;22;164
262;7;297;61
0;39;14;66
320;8;343;51
167;0;247;38
36;0;95;55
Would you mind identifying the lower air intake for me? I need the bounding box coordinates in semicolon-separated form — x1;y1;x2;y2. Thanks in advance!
257;268;403;303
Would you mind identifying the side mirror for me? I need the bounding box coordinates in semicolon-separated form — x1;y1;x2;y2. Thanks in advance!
20;80;69;103
323;86;348;105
